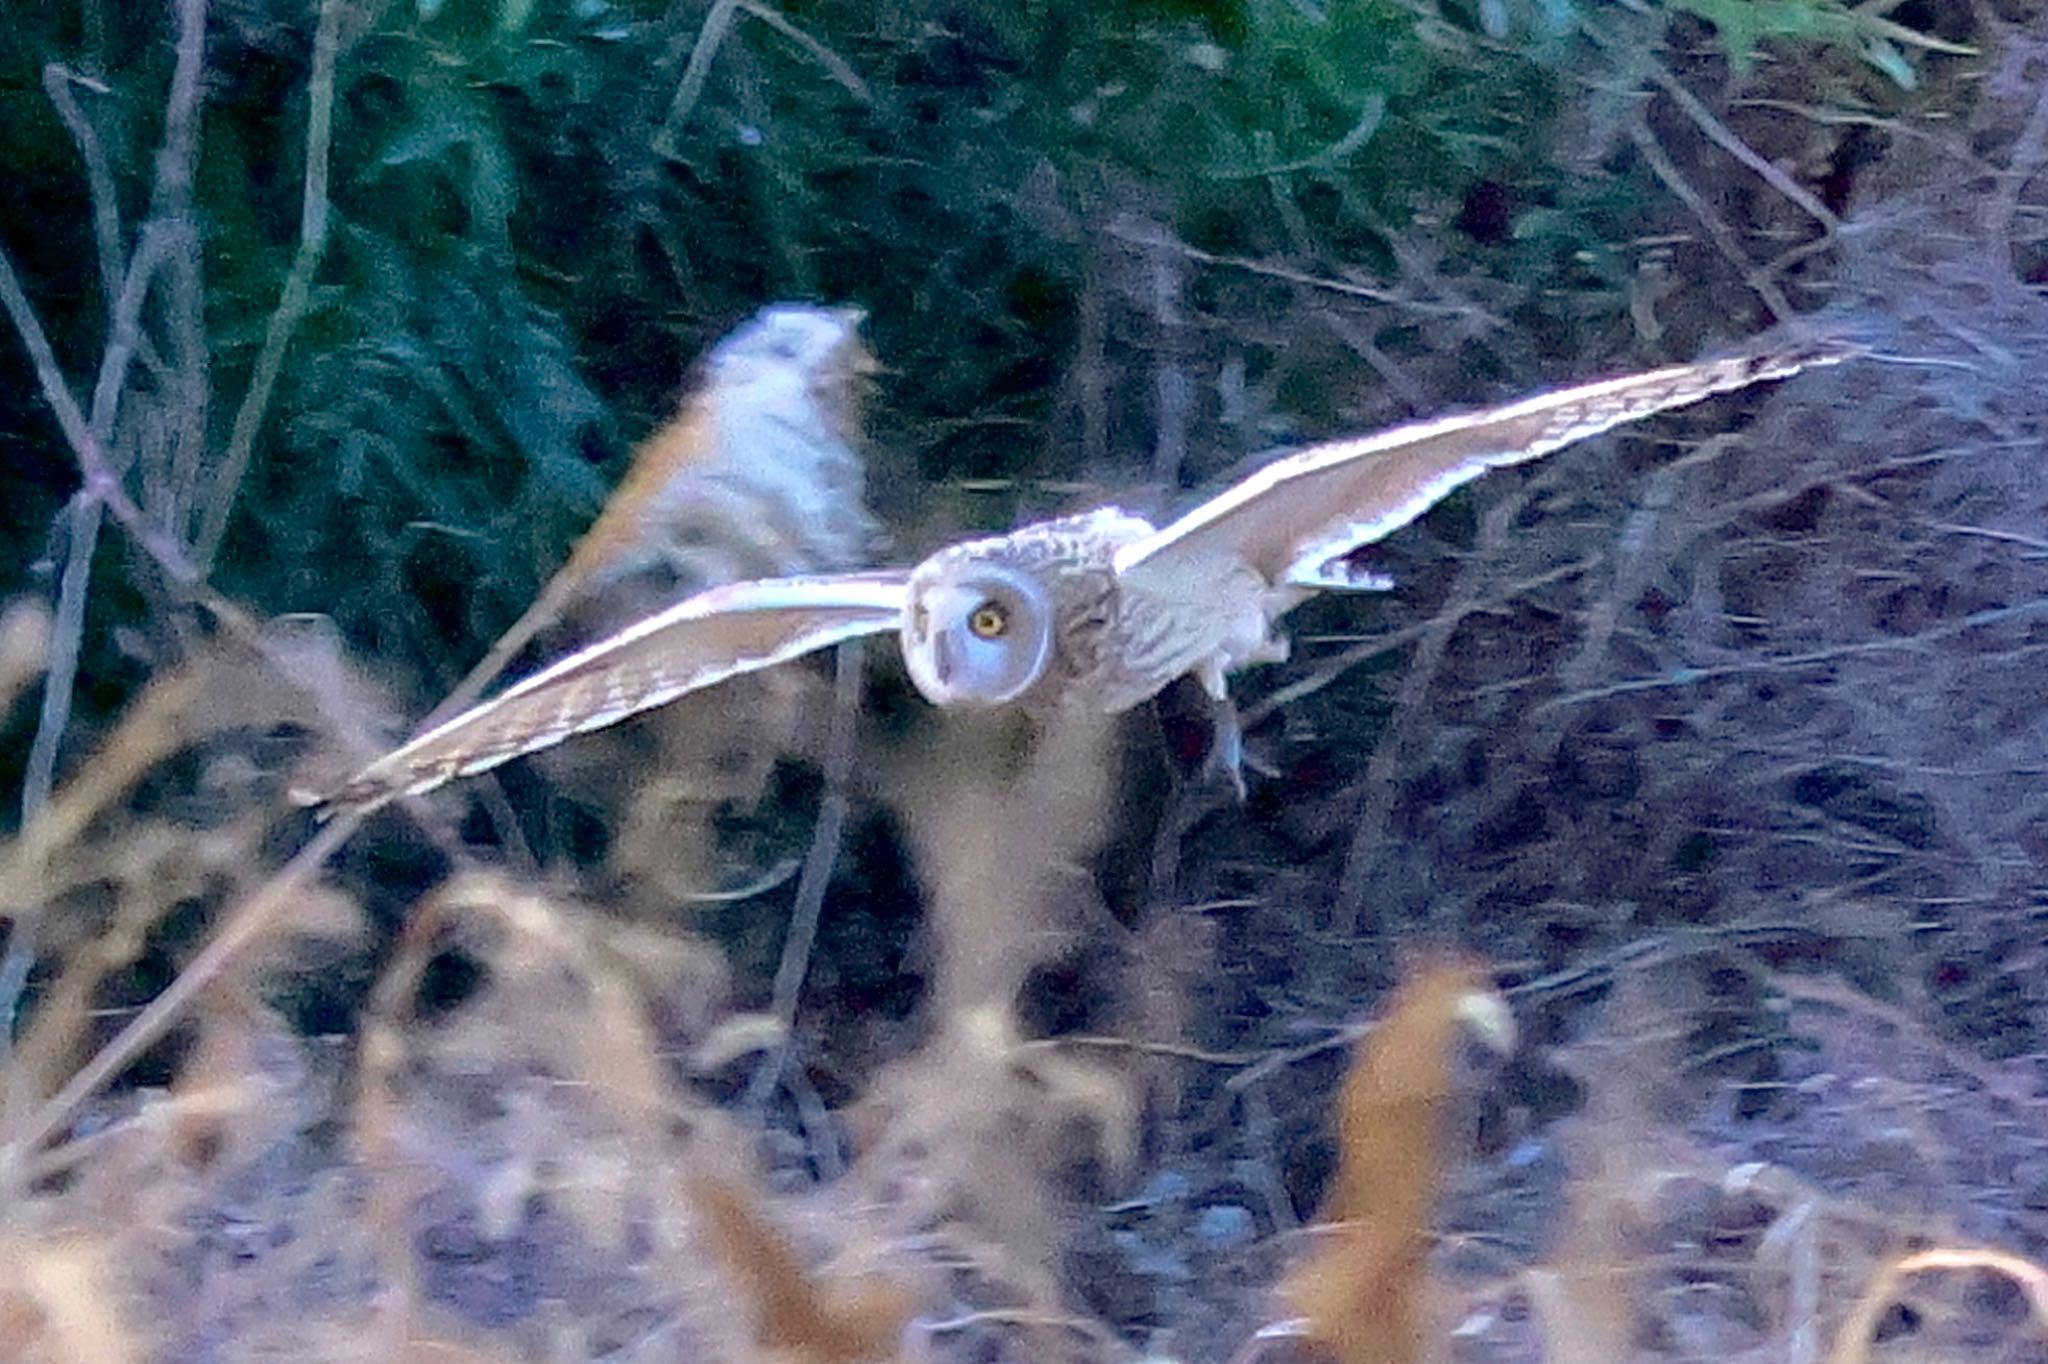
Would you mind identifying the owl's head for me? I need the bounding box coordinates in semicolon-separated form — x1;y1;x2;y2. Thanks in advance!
705;304;876;451
710;304;874;391
900;559;1056;708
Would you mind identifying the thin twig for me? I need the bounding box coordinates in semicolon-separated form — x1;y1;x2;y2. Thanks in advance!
734;0;870;103
0;237;268;622
12;495;102;845
162;237;211;553
0;495;104;1070
147;0;213;533
1579;11;1842;235
655;0;743;158
1627;111;1794;322
1330;488;1545;931
0;0;259;1109
152;0;209;217
88;221;179;450
1538;596;2048;713
1019;1033;1258;1067
196;0;345;570
0;811;364;1172
0;40;211;593
0;247;113;496
40;65;126;317
1145;218;1192;490
1108;214;1498;323
746;643;863;1110
1240;556;1595;729
5;0;214;1045
14;0;206;794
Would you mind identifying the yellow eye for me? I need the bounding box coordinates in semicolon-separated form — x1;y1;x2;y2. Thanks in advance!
967;601;1008;640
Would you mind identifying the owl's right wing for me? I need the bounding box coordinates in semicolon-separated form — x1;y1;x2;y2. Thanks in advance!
1113;336;1858;592
323;572;910;813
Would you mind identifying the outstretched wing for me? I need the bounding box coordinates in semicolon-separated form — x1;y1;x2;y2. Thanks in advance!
325;572;910;812
1114;337;1857;590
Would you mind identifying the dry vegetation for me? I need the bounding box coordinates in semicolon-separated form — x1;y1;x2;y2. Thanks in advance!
5;0;2048;1362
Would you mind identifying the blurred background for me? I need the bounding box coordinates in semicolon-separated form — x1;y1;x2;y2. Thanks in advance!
2;1;2045;1362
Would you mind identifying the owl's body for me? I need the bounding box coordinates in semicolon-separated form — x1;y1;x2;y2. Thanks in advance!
896;505;1289;723
901;508;1251;715
326;334;1856;813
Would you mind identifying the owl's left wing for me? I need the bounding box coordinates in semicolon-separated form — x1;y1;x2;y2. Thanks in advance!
1114;337;1857;590
323;572;909;813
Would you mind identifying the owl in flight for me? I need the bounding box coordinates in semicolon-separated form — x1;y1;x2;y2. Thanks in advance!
327;336;1853;812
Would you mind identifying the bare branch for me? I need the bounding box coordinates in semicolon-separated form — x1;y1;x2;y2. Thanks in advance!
746;641;864;1110
1579;11;1843;235
196;0;346;571
40;65;126;316
1627;111;1795;323
655;0;743;159
735;0;871;104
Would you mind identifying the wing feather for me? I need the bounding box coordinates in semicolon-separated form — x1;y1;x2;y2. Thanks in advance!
1114;337;1857;588
325;572;909;812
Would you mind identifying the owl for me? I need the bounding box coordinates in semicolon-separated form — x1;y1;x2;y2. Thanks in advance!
420;302;880;728
326;336;1853;812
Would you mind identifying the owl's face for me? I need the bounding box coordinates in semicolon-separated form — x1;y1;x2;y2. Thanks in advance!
711;304;873;390
900;560;1056;708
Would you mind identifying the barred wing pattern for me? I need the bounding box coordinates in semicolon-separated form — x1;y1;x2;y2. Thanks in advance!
1114;337;1859;593
330;573;909;811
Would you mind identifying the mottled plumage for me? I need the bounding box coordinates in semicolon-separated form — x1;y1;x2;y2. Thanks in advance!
326;335;1855;812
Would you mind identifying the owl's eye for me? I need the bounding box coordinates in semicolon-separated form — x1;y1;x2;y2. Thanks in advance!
967;601;1009;639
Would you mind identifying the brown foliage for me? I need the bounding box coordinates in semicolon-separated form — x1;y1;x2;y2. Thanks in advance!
688;1173;914;1364
1280;958;1513;1364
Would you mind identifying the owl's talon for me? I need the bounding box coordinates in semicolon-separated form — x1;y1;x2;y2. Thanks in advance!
1207;698;1250;803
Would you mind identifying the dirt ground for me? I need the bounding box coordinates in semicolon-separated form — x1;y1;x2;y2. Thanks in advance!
5;4;2048;1364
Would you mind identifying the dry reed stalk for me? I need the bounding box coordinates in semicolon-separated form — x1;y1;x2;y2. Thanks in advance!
1280;958;1513;1364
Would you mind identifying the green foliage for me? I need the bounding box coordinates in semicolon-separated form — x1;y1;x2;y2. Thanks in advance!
1667;0;1860;69
0;0;1914;712
234;0;1626;680
1661;0;1953;88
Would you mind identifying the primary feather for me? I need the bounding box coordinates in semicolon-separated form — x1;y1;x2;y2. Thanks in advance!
1114;335;1860;591
329;573;908;811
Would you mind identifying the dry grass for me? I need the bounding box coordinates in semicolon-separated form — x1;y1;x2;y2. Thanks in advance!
1279;958;1514;1364
7;6;2048;1364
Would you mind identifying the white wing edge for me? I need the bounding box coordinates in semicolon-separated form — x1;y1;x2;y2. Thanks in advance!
332;573;910;808
1275;459;1485;589
1113;340;1856;579
466;572;912;701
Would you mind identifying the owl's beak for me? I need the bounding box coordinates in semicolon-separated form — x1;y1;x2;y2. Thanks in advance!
929;630;961;691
